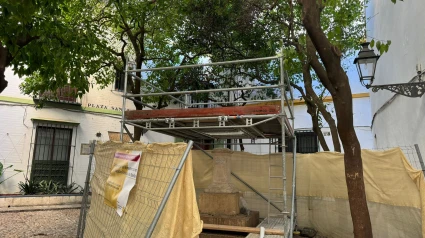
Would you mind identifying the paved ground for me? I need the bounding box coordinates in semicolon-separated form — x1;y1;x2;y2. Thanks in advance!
0;209;80;238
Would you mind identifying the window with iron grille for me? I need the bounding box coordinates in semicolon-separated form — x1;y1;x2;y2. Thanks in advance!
278;131;319;153
31;126;73;184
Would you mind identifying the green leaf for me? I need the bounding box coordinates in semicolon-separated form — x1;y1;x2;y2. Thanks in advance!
370;39;375;48
376;41;382;51
391;0;396;3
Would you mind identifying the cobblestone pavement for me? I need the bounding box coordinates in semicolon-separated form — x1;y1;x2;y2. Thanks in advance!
0;209;80;238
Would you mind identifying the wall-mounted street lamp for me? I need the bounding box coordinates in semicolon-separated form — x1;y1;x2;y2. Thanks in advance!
354;42;425;97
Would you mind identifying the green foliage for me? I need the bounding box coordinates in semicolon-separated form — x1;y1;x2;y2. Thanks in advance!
18;179;39;195
1;0;113;98
38;180;60;194
18;179;83;195
370;39;391;55
58;182;83;194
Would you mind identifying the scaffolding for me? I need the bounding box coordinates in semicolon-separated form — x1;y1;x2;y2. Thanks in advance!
119;55;297;237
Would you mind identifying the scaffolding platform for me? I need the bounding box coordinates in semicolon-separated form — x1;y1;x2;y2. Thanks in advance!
124;105;293;140
246;217;287;238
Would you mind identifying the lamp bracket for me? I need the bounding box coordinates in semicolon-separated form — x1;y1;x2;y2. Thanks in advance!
368;81;425;98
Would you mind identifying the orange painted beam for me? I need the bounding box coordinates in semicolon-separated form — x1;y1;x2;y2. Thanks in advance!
125;105;281;120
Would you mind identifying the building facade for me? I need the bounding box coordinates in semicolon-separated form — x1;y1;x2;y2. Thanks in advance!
0;69;173;194
367;0;425;153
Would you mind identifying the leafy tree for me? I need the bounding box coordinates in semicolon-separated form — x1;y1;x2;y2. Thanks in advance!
177;0;344;152
179;0;397;236
0;0;110;96
82;0;214;140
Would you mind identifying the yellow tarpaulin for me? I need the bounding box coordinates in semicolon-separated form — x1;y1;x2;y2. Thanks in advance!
192;148;425;237
84;141;202;238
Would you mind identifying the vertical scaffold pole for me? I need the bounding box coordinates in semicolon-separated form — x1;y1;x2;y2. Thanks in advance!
289;136;297;238
77;140;96;238
279;53;287;220
120;58;129;142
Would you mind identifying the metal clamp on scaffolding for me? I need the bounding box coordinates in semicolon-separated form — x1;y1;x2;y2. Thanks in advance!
165;118;175;128
218;116;228;127
193;119;200;128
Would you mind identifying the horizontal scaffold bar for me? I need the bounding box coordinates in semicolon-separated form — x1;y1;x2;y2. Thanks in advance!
124;85;282;97
127;55;281;73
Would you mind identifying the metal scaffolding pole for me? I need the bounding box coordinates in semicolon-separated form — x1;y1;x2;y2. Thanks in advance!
289;136;297;238
125;85;281;98
129;73;188;106
120;58;129;142
128;56;280;73
77;140;96;238
279;54;288;221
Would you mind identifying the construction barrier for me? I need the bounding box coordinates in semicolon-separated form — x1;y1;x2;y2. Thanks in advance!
192;148;425;237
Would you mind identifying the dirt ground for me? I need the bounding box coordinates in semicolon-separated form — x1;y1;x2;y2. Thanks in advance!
0;209;80;238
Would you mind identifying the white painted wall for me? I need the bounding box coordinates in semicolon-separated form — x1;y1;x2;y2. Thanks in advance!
367;0;425;154
0;68;173;194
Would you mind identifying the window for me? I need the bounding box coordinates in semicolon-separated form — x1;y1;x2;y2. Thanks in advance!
279;131;319;153
31;126;73;184
115;70;126;91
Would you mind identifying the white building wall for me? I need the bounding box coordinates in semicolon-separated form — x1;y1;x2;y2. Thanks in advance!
0;69;173;194
367;0;425;154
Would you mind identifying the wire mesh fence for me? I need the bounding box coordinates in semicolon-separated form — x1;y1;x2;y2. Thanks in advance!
77;141;194;238
374;144;424;173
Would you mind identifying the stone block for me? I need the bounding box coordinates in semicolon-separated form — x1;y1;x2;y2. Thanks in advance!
200;211;260;228
205;149;238;193
199;193;240;215
48;196;64;205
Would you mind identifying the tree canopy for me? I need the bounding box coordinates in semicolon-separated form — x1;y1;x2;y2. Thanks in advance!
0;0;111;96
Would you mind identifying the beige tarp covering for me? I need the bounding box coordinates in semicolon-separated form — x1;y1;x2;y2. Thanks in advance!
192;148;425;237
84;142;202;238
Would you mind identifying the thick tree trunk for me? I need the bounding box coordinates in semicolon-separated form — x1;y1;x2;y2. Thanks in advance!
133;70;144;141
0;44;9;94
299;1;373;237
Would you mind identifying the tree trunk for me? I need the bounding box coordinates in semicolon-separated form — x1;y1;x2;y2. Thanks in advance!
304;69;341;152
311;110;328;151
291;81;330;151
305;37;341;152
301;63;330;151
0;44;9;94
299;1;373;237
239;138;244;151
132;71;144;141
130;57;145;141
